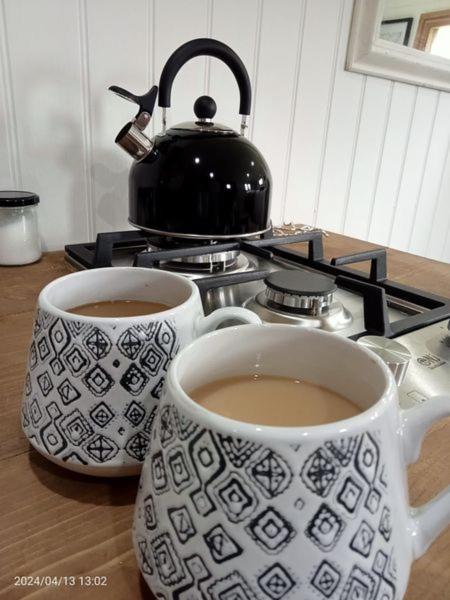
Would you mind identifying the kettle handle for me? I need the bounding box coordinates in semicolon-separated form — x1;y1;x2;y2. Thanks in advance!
158;38;252;116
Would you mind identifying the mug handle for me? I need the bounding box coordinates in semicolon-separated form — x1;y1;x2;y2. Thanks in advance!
195;307;261;336
400;394;450;558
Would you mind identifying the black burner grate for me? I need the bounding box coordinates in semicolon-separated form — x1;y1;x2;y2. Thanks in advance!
65;229;450;339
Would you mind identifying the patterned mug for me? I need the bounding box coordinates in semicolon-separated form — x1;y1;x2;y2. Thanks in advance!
21;267;261;476
133;324;450;599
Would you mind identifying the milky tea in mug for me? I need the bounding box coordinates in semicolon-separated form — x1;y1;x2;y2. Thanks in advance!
191;373;361;426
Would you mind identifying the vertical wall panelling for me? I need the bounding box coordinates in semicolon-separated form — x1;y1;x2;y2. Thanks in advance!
3;0;90;250
388;88;440;251
313;0;366;234
283;0;344;225
78;0;94;239
0;0;449;262
408;92;450;256
154;0;208;129
342;77;393;239
252;0;305;225
85;0;148;234
427;144;450;261
0;0;20;188
367;83;417;246
208;0;259;135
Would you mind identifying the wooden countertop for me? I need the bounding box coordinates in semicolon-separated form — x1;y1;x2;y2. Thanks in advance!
1;233;449;599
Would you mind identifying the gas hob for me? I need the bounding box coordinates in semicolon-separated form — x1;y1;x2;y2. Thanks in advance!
65;227;450;410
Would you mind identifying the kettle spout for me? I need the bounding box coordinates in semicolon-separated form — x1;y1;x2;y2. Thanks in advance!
109;84;158;161
115;121;153;161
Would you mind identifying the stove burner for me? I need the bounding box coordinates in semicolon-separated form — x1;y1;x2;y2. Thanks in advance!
264;270;337;315
243;270;352;331
158;250;251;278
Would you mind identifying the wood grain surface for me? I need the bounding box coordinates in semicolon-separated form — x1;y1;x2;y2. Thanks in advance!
1;233;449;599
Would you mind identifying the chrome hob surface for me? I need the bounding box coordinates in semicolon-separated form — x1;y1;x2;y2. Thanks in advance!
65;227;450;411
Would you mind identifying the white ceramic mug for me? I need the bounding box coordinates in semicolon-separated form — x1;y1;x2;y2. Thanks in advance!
133;324;450;599
21;267;261;476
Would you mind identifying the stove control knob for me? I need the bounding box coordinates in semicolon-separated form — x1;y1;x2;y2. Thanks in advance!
358;336;411;386
264;270;337;315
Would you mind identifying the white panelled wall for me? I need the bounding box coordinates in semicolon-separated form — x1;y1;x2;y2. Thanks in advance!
0;0;449;262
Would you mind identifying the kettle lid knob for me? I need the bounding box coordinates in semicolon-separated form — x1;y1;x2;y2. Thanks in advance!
194;95;217;120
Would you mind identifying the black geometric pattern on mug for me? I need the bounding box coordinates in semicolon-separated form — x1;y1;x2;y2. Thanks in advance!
325;436;359;467
48;318;70;355
37;370;54;397
82;327;112;360
188;429;225;517
159;405;175;447
137;538;154;576
151;450;170;494
117;327;145;360
172;406;198;440
246;506;296;555
60;409;94;446
29;341;38;370
62;451;88;465
365;487;382;515
354;433;380;485
151;376;166;400
90;401;115;428
123;400;146;427
167;445;194;492
305;503;345;552
350;520;375;558
144;405;158;436
257;562;296;600
37;335;52;362
39;402;67;455
294;497;305;511
378;506;392;542
65;320;89;338
151;532;186;587
30;398;43;426
336;476;364;515
372;549;388;577
203;523;243;564
120;363;149;396
216;434;260;469
84;433;119;463
213;470;258;523
375;578;396;600
24;373;32;396
50;357;65;376
246;448;292;499
140;344;165;376
171;553;211;600
168;505;197;545
156;321;177;354
82;365;114;397
207;570;259;600
22;403;30;428
143;494;157;531
310;560;342;598
61;344;91;377
387;553;397;583
340;565;376;600
378;465;388;489
300;448;340;497
125;431;150;461
56;378;81;405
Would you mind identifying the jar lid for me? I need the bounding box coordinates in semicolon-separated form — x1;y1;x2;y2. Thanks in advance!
0;190;40;207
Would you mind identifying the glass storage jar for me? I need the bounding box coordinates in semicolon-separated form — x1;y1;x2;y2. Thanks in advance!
0;191;42;265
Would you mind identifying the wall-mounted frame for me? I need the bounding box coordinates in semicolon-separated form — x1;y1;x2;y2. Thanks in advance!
346;0;450;92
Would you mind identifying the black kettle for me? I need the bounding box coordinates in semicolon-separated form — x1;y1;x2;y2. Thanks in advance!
110;38;272;239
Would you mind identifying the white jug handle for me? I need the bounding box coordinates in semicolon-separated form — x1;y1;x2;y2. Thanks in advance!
400;395;450;558
195;307;261;336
